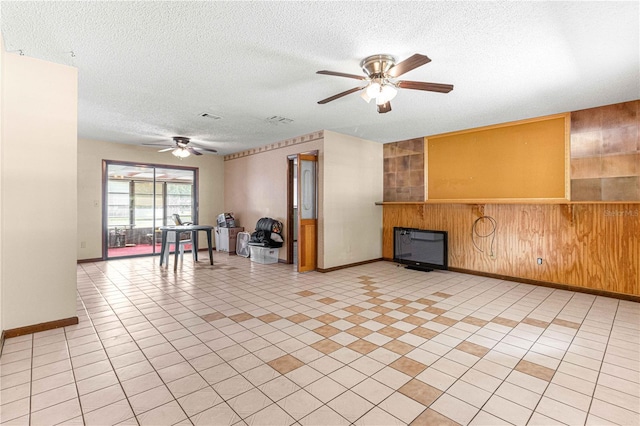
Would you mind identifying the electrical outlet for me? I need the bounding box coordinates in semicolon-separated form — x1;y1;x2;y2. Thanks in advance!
80;241;86;248
537;258;543;265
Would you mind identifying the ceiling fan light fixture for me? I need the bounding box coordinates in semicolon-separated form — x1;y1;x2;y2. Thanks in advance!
172;147;190;158
365;81;381;99
316;53;452;114
380;83;398;101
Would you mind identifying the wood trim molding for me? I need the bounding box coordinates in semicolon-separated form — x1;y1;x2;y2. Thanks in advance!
77;258;102;264
0;331;5;357
382;258;640;302
3;317;79;339
447;266;640;303
317;258;383;273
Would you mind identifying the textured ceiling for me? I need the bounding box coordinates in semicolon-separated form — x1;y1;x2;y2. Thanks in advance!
1;1;638;156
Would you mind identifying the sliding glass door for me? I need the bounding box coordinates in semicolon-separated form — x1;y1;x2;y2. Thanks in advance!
104;161;197;259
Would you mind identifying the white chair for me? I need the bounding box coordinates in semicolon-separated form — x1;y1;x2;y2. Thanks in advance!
162;230;195;264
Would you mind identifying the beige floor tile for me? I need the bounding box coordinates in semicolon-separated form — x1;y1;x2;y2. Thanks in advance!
305;376;347;403
484;394;533;424
329;365;368;388
245;403;295;426
469;410;512;425
137;400;187;426
0;383;30;406
446;380;490;408
30;397;82;426
355;406;405;426
327;390;374;422
430;393;479;425
190;401;240;425
228;388;271;419
128;385;174;415
166;373;209;399
28;383;78;412
535;396;587;425
589;398;640;425
277;389;323;420
258;376;300;402
379;392;427;424
410;408;460;426
594;384;640;414
307;355;344;375
0;397;30;423
80;383;126;414
299;406;350;426
83;399;135;426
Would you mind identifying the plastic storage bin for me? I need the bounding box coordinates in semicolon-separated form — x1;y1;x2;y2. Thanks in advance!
249;246;279;264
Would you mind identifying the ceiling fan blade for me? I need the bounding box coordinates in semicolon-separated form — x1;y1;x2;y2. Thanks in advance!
388;54;431;77
317;70;366;80
158;147;174;152
187;147;203;156
377;102;392;114
190;143;218;153
397;80;454;93
318;87;363;104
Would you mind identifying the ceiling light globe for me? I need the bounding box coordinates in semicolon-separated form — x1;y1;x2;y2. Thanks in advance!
381;84;397;101
173;148;190;158
366;82;381;98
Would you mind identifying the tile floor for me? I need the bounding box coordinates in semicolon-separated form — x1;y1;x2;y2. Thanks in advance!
1;254;639;425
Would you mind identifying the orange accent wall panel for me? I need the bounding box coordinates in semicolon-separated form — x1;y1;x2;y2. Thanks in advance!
383;203;639;296
427;115;568;200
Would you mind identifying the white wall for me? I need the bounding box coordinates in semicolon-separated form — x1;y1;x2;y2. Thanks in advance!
224;135;324;263
322;130;383;269
78;139;225;260
0;35;5;338
224;130;383;269
1;52;78;330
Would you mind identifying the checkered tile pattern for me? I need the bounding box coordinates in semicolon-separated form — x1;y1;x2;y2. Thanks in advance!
1;254;638;425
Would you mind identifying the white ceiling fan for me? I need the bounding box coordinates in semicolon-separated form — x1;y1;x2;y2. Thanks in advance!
143;136;218;158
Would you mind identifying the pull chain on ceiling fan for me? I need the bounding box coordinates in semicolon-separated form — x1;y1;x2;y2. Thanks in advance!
317;53;453;113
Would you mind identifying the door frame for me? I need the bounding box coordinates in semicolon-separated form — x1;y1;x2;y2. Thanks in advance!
286;151;318;271
102;159;199;260
286;157;295;264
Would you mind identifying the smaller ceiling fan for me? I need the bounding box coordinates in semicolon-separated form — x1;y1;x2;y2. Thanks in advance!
143;136;217;158
317;53;453;113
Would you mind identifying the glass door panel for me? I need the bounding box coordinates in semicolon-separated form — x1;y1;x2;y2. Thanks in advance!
105;163;196;259
106;164;156;258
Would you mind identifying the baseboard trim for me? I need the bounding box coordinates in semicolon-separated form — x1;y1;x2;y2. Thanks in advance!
77;258;102;264
383;258;639;301
448;266;640;302
0;331;5;357
317;258;383;273
3;317;79;339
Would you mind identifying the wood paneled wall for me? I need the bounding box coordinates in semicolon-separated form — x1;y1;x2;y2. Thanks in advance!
383;203;639;296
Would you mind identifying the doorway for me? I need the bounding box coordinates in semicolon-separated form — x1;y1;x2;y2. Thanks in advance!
287;152;318;272
103;161;198;259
